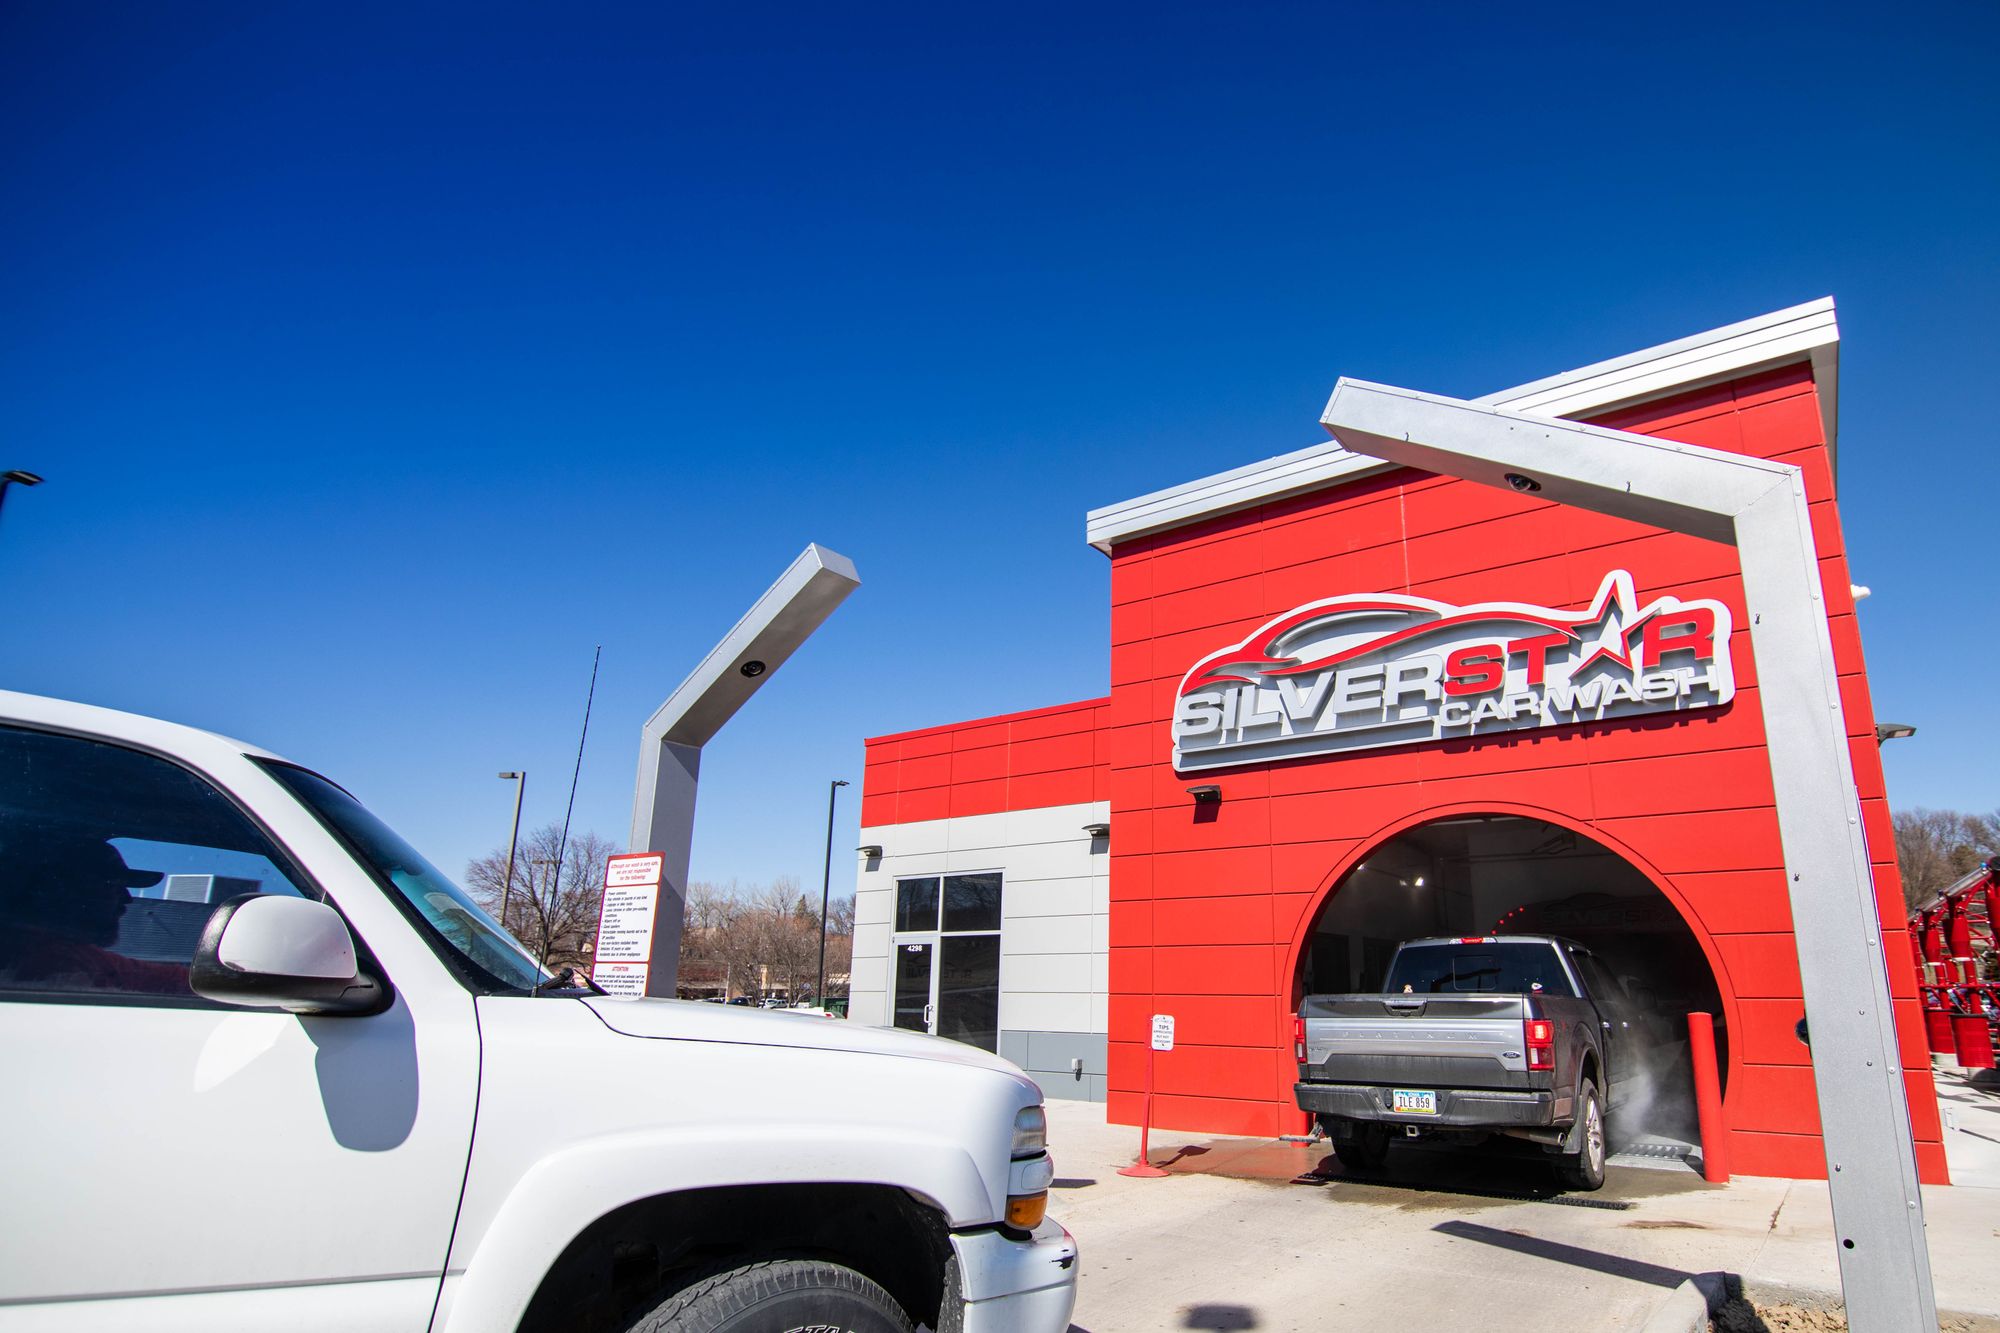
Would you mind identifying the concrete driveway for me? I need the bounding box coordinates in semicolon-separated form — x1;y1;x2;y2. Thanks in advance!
1043;1067;2000;1333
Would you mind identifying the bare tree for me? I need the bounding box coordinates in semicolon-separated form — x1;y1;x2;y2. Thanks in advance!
1894;808;1999;910
680;879;746;997
821;893;856;999
465;823;614;974
673;878;854;1003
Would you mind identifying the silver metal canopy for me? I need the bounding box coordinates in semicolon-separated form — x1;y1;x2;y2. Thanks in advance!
628;543;861;996
1320;378;1933;1331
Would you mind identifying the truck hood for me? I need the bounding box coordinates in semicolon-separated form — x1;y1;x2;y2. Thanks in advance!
582;996;1028;1080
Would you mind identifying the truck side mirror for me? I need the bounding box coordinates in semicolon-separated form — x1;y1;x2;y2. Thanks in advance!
189;895;388;1016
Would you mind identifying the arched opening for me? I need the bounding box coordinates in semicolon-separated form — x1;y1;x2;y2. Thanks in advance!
1296;813;1726;1154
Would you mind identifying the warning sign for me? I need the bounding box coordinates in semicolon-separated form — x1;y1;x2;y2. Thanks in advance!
591;962;649;997
606;853;665;889
592;852;664;971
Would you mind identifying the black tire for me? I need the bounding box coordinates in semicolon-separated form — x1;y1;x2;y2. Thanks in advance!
1332;1122;1391;1172
1555;1078;1607;1192
625;1258;914;1333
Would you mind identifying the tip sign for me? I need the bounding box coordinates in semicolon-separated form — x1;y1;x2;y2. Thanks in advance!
1150;1014;1175;1052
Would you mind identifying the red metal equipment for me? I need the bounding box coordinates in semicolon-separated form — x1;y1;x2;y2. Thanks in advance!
1910;860;1998;1068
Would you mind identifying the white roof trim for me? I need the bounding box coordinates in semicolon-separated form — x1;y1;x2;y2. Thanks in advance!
1086;297;1840;552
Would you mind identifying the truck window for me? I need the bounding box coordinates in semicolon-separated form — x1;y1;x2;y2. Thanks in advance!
1382;942;1576;998
260;760;549;993
1569;948;1624;1004
0;725;313;1003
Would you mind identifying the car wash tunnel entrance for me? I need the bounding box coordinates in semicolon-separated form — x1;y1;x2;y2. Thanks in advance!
1296;813;1726;1153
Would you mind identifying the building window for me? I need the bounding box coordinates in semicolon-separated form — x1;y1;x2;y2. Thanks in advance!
890;872;1003;1052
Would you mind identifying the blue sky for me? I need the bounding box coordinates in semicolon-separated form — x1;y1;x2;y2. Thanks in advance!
3;2;1995;896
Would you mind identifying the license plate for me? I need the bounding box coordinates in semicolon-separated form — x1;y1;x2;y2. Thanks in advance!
1390;1089;1438;1115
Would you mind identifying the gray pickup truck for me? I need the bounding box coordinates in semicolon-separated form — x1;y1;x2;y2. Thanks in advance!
1294;935;1639;1191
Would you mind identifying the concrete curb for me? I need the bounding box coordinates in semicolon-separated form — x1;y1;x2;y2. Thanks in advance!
1636;1272;1733;1333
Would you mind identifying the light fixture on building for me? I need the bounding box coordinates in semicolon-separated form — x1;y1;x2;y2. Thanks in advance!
857;844;883;858
1504;472;1542;493
1187;785;1221;804
1874;722;1916;745
739;659;767;678
1082;822;1110;838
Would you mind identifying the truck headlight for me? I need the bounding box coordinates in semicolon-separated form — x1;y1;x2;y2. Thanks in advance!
1010;1104;1047;1159
1005;1103;1051;1231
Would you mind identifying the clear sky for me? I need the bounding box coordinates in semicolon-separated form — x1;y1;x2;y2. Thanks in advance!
3;2;1995;897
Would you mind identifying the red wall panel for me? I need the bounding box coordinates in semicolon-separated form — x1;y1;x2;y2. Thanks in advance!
860;697;1111;822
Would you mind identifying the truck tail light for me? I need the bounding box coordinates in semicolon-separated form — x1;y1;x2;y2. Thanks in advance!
1294;1015;1306;1063
1524;1018;1555;1071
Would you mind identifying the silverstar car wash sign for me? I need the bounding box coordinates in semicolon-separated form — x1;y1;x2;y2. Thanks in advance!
1170;570;1734;772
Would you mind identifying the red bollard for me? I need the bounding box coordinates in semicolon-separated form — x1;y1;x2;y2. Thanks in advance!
1117;1043;1169;1178
1687;1011;1730;1184
1951;1009;1995;1068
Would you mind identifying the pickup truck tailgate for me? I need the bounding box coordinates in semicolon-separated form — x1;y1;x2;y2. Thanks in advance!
1301;994;1531;1089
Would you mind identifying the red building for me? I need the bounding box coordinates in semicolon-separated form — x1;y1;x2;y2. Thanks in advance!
846;299;1945;1184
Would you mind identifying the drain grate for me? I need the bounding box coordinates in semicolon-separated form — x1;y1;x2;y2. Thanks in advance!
1620;1140;1693;1161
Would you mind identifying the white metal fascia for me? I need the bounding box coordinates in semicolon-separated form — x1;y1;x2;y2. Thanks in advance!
1084;297;1840;553
1479;297;1839;464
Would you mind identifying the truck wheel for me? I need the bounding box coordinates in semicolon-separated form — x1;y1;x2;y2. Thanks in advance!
1332;1123;1391;1173
625;1257;913;1333
1554;1079;1607;1192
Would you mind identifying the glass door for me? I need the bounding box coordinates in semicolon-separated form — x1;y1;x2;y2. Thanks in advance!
890;872;1003;1052
935;934;999;1051
892;940;933;1033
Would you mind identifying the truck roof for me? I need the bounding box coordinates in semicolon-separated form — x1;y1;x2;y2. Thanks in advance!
1397;935;1573;948
0;688;292;770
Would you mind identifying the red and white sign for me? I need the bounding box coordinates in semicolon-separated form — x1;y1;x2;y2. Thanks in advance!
592;852;665;988
1171;570;1733;772
591;961;649;998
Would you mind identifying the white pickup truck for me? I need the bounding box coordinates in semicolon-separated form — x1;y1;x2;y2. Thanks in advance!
0;690;1077;1333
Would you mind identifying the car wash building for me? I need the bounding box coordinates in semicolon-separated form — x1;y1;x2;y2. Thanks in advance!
845;299;1947;1185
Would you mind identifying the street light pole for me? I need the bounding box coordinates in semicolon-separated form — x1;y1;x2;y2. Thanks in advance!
0;470;45;530
817;778;849;1007
498;771;526;929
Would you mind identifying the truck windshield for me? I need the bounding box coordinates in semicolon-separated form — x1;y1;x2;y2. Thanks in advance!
259;761;552;993
1383;943;1575;997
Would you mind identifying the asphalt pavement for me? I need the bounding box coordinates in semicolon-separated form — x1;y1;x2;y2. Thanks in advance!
1043;1061;2000;1333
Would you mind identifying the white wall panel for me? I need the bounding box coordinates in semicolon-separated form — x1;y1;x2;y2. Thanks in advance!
851;800;1109;1042
1003;915;1095;957
853;885;892;926
1002;952;1096;994
1000;876;1098;920
851;920;890;962
998;990;1092;1033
